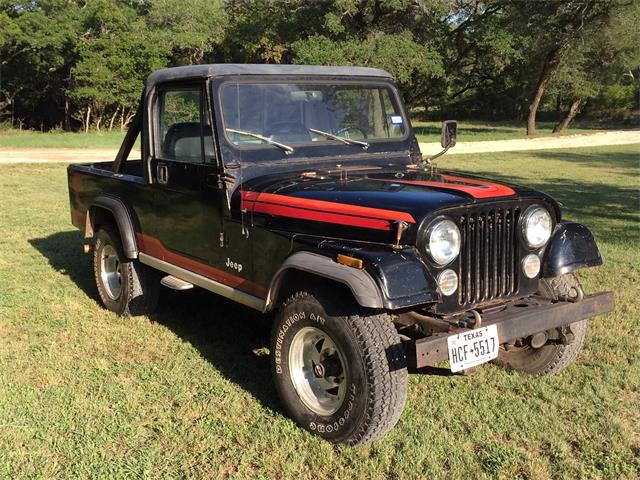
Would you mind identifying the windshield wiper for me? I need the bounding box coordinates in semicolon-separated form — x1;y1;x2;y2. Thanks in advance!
226;128;294;155
309;128;369;150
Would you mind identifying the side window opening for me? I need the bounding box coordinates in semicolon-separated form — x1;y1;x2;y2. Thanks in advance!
157;88;214;163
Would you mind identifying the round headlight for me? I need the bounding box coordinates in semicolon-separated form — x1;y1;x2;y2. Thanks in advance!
522;206;552;248
428;219;461;265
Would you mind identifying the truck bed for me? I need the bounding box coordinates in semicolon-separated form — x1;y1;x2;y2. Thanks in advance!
67;160;147;232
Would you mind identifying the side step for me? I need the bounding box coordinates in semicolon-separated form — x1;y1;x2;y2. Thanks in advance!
160;275;194;291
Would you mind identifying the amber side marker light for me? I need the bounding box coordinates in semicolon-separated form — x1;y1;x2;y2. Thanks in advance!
336;254;364;269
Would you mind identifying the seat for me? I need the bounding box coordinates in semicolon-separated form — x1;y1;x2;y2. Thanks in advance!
163;122;214;160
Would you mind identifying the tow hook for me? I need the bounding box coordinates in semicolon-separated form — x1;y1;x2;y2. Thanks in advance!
471;310;482;328
460;309;483;329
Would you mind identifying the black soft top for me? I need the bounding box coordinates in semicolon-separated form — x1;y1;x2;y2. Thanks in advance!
145;64;393;89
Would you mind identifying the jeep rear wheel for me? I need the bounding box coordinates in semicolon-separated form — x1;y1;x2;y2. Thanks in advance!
94;225;159;316
495;274;589;375
271;289;407;445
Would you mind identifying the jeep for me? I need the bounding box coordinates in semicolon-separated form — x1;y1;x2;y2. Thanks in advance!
67;64;613;445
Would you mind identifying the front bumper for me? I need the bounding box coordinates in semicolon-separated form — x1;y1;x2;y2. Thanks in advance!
409;291;614;369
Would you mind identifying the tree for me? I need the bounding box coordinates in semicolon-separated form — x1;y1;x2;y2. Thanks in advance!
0;0;83;129
496;0;620;135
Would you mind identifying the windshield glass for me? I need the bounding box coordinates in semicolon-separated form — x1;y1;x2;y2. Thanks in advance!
220;82;406;147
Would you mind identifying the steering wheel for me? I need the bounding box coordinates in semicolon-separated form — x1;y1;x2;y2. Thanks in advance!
335;125;368;139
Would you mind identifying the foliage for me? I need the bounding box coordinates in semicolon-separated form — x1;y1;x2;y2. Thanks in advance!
0;0;638;132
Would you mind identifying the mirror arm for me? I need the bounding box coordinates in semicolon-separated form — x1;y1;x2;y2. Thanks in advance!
424;142;453;166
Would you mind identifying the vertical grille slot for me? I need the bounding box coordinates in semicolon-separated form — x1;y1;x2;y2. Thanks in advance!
458;207;519;307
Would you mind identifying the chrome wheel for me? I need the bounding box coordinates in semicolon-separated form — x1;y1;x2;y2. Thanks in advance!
288;326;348;416
100;244;122;300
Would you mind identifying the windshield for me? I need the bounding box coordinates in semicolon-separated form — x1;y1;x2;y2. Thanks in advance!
220;82;406;148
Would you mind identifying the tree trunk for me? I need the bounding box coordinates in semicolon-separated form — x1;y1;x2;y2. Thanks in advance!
108;106;119;131
63;94;71;131
84;105;91;133
527;52;559;136
124;110;136;127
120;107;126;130
553;99;582;133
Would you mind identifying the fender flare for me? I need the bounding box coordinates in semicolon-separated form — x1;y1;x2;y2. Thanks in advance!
265;251;384;311
542;221;603;277
89;195;139;259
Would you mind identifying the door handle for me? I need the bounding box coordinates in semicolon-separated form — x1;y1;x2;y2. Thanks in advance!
157;164;168;184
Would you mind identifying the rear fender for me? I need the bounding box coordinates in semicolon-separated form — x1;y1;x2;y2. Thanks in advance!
542;221;603;277
89;195;139;259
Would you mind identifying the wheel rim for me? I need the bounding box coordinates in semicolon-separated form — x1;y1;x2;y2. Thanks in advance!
288;326;349;416
100;244;122;300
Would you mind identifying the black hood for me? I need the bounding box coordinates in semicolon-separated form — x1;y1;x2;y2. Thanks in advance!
234;164;557;244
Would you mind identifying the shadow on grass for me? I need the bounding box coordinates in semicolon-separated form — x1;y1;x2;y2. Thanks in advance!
532;150;640;170
29;231;280;411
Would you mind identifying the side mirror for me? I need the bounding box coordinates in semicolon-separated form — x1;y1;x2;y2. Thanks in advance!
441;120;457;148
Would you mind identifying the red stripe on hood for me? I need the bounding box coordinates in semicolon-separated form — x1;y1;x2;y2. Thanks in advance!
241;190;415;231
388;174;515;199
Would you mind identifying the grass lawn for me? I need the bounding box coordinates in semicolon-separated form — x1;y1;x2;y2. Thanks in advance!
0;130;133;149
412;120;604;143
0;120;607;148
0;144;638;478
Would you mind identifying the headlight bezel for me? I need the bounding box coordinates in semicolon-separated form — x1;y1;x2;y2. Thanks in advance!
521;205;553;249
422;216;461;266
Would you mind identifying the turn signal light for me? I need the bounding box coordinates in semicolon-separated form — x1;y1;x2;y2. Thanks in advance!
522;254;541;278
336;254;364;270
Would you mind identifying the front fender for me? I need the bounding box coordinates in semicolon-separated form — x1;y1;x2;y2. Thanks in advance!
267;239;440;311
543;221;603;277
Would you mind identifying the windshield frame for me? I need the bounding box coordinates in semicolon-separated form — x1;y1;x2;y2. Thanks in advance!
213;76;412;161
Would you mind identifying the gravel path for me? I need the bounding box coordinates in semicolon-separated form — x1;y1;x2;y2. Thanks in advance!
1;130;638;164
419;130;640;156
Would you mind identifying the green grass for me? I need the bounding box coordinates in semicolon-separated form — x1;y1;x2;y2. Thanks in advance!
0;144;639;478
0;120;608;148
0;129;130;149
412;120;604;143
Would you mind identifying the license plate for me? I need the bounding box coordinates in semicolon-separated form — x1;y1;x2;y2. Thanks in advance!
447;324;499;372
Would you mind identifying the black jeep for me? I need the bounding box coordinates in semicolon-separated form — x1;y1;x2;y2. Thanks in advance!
67;64;613;445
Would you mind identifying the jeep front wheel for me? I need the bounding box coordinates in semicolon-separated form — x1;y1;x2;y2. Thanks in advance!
270;289;407;445
495;273;589;375
94;225;159;316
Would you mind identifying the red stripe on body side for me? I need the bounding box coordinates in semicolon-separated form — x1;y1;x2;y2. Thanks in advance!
251;201;394;231
70;208;85;228
136;233;267;298
240;190;415;230
254;192;416;223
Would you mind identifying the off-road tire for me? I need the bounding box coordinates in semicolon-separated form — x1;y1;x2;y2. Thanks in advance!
93;225;159;316
495;273;589;375
271;289;407;445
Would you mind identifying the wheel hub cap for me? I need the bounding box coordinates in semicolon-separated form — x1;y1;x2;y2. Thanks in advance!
288;326;348;416
100;244;122;300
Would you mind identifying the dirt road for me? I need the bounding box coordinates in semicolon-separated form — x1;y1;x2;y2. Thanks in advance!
419;130;640;156
1;130;638;164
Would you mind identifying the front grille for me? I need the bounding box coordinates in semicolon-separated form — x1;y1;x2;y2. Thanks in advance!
457;207;520;307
